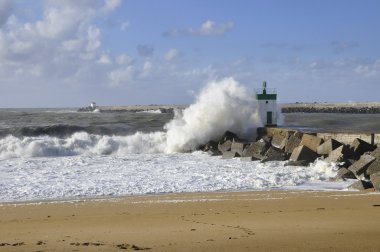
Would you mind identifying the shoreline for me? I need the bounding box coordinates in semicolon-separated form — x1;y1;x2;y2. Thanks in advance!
1;190;380;251
0;184;360;207
0;185;357;206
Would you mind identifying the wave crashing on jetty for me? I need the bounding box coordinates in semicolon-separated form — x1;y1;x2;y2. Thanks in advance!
0;78;348;203
0;78;261;159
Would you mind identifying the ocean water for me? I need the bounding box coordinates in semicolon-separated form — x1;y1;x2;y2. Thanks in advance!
0;79;358;203
282;112;380;133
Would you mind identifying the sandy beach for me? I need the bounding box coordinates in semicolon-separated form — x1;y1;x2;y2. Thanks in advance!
1;190;380;251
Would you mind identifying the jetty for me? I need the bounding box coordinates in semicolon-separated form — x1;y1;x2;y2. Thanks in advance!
78;104;186;113
200;127;380;191
281;102;380;114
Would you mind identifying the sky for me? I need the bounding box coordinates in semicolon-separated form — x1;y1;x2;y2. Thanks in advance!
0;0;379;107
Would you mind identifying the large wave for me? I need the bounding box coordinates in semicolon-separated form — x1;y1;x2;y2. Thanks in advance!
0;78;262;159
165;78;261;152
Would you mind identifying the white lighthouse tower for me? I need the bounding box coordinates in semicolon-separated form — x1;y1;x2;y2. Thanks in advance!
256;81;277;126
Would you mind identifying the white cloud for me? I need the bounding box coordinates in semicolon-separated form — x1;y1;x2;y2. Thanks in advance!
141;61;153;77
0;0;119;93
98;53;112;64
61;39;83;52
354;59;380;78
86;26;101;52
121;21;130;31
36;0;98;39
308;60;328;70
108;66;135;87
163;20;234;37
184;65;217;80
104;0;122;12
116;53;134;65
164;48;180;61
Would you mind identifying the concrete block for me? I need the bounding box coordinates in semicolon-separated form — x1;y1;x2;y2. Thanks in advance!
285;135;302;154
348;180;373;191
289;145;318;163
370;172;380;191
260;135;272;144
369;147;380;159
300;134;324;152
231;142;248;156
351;138;376;156
222;151;240;159
259;127;294;138
218;140;232;153
348;154;376;179
271;134;287;150
366;159;380;176
293;131;304;139
317;139;343;155
375;134;380;145
263;146;287;162
326;145;355;163
317;133;373;145
241;140;269;160
335;168;356;181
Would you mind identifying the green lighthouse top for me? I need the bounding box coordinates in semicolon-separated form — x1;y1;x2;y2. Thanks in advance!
256;81;277;100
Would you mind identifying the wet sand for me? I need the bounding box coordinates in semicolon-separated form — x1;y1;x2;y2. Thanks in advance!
1;190;380;251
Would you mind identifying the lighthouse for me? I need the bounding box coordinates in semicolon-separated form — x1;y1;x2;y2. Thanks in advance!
256;81;277;126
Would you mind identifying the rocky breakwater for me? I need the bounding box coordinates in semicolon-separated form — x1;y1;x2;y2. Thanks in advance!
281;102;380;114
199;129;380;191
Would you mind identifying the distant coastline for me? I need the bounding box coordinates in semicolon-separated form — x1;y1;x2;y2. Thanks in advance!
281;102;380;114
78;104;187;113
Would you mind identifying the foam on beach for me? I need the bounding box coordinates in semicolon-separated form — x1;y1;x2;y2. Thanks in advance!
0;152;346;203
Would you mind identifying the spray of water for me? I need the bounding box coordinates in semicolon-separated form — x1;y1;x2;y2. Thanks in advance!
165;77;262;152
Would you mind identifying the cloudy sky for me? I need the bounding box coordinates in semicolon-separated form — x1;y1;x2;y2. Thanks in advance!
0;0;379;107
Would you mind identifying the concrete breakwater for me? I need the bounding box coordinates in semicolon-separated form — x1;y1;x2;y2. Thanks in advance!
281;102;380;114
199;127;380;191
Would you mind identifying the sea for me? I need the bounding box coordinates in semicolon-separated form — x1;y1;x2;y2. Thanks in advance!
1;79;379;203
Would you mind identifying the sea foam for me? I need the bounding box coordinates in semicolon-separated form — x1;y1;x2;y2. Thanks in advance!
0;153;345;203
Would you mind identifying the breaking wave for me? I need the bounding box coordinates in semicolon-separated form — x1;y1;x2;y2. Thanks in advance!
0;124;133;138
0;78;262;159
165;77;261;152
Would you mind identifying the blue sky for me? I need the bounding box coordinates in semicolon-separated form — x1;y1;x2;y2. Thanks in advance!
0;0;379;107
